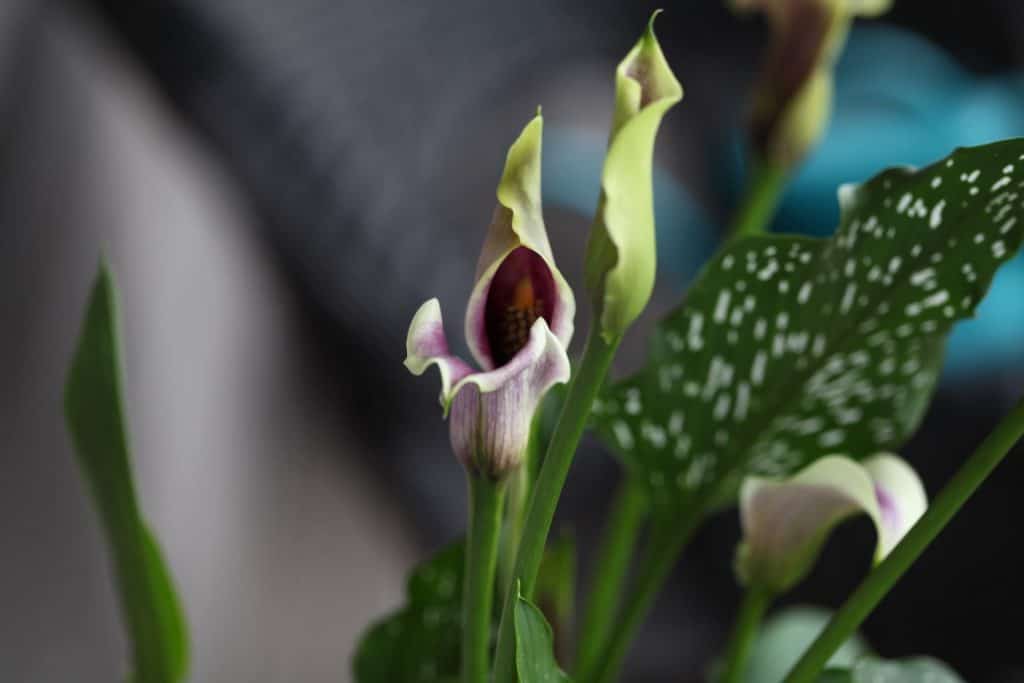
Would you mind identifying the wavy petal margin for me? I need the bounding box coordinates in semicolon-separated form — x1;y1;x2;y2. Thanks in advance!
449;319;570;476
405;298;475;412
736;453;926;592
466;114;575;369
584;12;683;343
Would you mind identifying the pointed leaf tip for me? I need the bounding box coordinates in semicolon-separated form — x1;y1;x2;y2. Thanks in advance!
514;587;571;682
65;264;189;682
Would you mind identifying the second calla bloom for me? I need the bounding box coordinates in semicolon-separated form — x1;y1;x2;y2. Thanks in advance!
735;453;927;593
405;115;574;478
731;0;891;168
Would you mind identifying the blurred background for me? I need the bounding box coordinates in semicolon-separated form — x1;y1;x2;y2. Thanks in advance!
2;0;1023;681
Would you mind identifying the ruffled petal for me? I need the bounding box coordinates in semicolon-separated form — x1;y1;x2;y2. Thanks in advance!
465;114;575;369
448;318;570;477
404;298;475;412
736;454;926;592
862;453;928;559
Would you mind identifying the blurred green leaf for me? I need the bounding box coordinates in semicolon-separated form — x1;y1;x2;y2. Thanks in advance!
744;607;869;683
514;586;571;683
592;139;1024;518
64;263;188;683
815;671;853;683
353;542;465;683
819;656;965;683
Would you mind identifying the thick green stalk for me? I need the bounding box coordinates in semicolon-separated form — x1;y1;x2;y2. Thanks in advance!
493;331;620;683
589;503;707;683
463;475;507;683
500;456;531;599
783;398;1024;683
719;585;773;683
728;160;788;241
574;476;648;679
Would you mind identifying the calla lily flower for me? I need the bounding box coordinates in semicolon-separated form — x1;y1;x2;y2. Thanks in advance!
735;453;926;593
730;0;891;167
584;12;683;343
405;114;574;478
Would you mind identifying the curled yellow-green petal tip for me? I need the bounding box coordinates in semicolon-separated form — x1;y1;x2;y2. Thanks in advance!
584;12;683;343
647;8;664;33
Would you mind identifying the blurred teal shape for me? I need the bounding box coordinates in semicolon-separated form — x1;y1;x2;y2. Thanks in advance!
743;607;869;683
782;25;1024;232
544;24;1024;378
730;25;1024;378
542;124;717;284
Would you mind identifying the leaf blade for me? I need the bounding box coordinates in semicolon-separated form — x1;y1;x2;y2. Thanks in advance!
514;586;571;683
64;263;188;682
353;542;465;683
593;139;1024;516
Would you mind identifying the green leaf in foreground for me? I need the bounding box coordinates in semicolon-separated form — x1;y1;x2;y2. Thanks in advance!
820;656;965;683
593;139;1024;516
514;585;571;683
64;264;188;683
354;542;465;683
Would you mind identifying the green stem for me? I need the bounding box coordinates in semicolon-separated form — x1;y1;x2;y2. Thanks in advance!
589;502;707;683
492;331;621;683
574;476;648;679
463;475;507;683
500;456;531;599
719;585;773;683
784;398;1024;683
728;160;788;241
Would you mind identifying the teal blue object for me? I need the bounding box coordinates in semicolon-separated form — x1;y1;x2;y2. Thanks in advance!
728;25;1024;378
542;124;716;284
742;607;869;683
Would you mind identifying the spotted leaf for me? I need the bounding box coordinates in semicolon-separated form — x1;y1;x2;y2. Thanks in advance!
353;542;465;683
593;139;1024;516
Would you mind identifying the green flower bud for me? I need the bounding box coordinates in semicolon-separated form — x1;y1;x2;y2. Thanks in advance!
584;12;683;344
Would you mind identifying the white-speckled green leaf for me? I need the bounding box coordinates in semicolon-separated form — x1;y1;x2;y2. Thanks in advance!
353;542;465;683
593;139;1024;516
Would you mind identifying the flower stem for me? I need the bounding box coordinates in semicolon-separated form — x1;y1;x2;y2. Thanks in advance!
500;453;531;599
588;501;707;683
574;475;648;679
463;474;507;683
492;331;621;683
719;585;773;683
728;160;788;242
783;397;1024;683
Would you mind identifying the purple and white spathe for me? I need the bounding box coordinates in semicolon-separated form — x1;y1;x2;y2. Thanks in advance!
405;115;575;478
